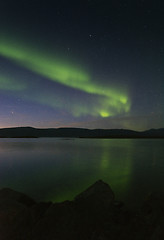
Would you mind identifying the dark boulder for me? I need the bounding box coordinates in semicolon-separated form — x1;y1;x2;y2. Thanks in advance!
0;188;37;240
30;201;52;223
134;193;164;240
0;188;36;206
32;180;120;240
74;179;115;206
32;200;76;240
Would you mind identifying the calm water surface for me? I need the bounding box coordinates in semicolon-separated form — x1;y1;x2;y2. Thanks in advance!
0;138;164;207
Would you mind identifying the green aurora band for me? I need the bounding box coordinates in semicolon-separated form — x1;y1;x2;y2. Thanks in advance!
0;37;131;117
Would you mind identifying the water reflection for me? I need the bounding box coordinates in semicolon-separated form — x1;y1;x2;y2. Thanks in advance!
0;138;164;205
99;140;133;200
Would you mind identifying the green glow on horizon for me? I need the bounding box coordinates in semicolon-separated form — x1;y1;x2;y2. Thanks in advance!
0;36;131;117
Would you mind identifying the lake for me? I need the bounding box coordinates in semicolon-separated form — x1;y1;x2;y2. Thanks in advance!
0;138;164;207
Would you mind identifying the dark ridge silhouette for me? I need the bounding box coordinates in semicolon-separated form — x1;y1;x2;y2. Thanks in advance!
0;127;164;138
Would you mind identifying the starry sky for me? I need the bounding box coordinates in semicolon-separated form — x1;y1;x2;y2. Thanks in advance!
0;0;163;130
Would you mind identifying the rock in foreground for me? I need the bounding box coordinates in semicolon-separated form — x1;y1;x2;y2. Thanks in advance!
1;181;164;239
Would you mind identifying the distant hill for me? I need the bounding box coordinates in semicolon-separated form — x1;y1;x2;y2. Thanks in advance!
0;127;164;138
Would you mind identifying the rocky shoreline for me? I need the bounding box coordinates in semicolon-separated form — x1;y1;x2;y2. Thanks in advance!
1;180;164;240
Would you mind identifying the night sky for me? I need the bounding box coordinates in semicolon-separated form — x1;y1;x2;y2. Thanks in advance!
0;0;163;130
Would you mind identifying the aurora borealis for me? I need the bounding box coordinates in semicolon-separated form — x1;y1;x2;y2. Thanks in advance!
0;36;130;118
0;0;163;130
